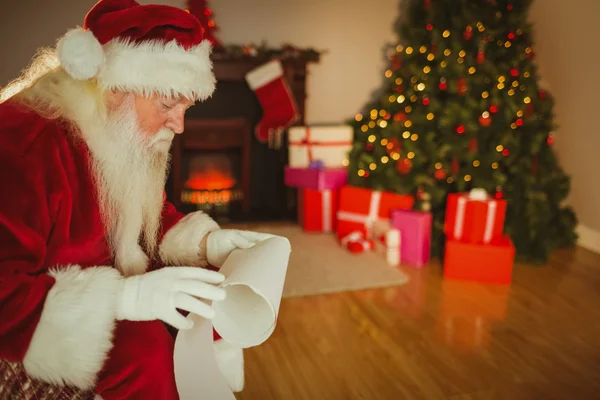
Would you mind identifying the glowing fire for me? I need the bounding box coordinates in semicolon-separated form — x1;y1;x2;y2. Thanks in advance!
185;170;236;191
182;154;240;206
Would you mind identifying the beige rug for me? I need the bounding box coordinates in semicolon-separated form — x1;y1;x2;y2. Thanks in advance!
243;224;409;298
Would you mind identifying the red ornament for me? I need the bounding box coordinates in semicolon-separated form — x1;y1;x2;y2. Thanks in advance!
424;0;431;10
507;3;513;11
392;55;402;70
395;86;404;93
393;112;407;122
510;68;519;77
464;26;473;40
489;105;499;114
502;149;510;157
426;23;433;31
508;32;516;40
495;191;504;199
539;90;547;99
439;81;448;90
422;97;430;105
366;143;374;151
456;125;465;134
526;103;534;116
476;50;485;64
547;135;554;145
479;114;492;127
434;168;447;180
187;0;222;47
396;158;413;175
457;77;467;96
364;171;370;178
451;157;460;175
387;138;402;154
469;138;478;152
516;118;524;126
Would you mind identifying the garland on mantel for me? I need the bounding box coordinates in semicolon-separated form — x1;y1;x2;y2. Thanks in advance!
213;42;323;62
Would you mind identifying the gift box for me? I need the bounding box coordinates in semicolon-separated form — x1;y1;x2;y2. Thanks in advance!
443;236;515;285
297;188;339;233
288;125;353;168
336;186;414;240
391;209;431;267
444;188;507;244
284;165;347;190
373;226;402;266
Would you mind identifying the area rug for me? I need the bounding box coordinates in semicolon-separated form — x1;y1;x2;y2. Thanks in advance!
240;224;409;298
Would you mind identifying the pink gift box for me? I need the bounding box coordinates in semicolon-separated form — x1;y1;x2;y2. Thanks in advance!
284;166;347;190
391;209;432;267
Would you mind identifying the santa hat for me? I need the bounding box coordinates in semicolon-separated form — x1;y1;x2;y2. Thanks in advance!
56;0;215;101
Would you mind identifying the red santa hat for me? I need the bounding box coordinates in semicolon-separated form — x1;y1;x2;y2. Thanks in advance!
56;0;215;101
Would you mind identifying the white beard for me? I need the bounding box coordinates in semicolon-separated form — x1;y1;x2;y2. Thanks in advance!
80;96;174;276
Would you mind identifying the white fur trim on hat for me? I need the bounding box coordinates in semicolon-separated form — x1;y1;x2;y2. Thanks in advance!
98;38;216;101
56;28;105;80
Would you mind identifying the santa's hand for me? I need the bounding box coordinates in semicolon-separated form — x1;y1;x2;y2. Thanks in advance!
206;229;274;267
115;267;226;330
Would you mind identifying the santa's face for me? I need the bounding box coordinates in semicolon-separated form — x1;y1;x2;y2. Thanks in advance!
132;93;194;146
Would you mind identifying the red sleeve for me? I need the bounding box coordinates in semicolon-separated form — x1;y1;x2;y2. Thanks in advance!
0;120;122;390
0;145;56;362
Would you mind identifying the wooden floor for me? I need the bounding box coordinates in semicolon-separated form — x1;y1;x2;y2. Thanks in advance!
235;246;600;400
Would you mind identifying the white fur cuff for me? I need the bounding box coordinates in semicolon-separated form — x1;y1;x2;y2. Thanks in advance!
22;266;123;390
159;211;220;267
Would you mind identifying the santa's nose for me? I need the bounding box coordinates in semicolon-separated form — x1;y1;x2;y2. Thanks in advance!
165;110;185;134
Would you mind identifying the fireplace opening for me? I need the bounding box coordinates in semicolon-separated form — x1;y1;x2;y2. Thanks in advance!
179;151;244;220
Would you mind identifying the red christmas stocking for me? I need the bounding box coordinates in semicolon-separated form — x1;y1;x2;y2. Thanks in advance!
245;59;298;143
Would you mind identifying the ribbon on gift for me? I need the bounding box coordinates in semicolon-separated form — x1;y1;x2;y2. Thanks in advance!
454;188;498;244
340;231;373;253
336;190;385;239
289;127;353;162
309;160;325;169
322;190;332;232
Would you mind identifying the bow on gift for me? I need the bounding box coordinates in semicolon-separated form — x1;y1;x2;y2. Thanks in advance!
340;231;374;253
309;160;325;169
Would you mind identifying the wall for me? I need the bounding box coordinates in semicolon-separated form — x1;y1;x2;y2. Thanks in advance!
530;0;600;252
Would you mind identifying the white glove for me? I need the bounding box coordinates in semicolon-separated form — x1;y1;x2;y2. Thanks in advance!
116;267;226;330
206;229;274;267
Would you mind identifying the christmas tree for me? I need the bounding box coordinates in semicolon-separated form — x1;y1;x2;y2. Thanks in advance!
347;0;577;264
186;0;222;47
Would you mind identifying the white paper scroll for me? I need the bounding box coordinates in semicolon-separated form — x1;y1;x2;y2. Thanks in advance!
173;235;291;399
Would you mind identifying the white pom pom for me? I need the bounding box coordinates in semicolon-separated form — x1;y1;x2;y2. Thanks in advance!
56;28;105;80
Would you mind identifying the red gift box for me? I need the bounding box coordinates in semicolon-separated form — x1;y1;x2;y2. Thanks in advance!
443;236;515;285
336;186;414;240
297;188;339;232
444;189;507;244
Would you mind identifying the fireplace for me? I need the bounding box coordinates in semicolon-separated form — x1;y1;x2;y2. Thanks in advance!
169;118;251;222
165;53;319;223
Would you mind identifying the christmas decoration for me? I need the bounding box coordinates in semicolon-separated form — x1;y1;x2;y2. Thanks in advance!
391;209;432;267
245;60;298;144
186;0;222;47
347;0;577;263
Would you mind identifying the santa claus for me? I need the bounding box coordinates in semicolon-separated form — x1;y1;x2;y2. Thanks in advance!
0;0;272;398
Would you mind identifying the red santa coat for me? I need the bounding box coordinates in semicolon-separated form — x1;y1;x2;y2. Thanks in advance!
0;100;220;390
